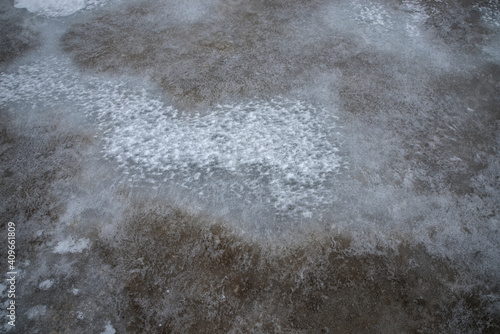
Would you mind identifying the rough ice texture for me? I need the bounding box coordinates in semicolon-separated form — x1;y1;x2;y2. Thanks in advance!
100;98;343;217
61;0;452;111
101;321;116;334
0;58;344;220
0;2;40;65
38;279;54;290
14;0;106;16
1;0;499;333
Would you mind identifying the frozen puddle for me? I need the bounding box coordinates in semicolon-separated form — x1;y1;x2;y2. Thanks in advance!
0;58;344;220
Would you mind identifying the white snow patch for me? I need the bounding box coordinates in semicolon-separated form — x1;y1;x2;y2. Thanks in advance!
53;237;90;254
38;279;54;290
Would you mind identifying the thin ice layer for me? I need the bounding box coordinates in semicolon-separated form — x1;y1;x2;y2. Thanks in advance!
14;0;106;17
0;58;344;219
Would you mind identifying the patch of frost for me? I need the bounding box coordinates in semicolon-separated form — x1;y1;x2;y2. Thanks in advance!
53;237;90;254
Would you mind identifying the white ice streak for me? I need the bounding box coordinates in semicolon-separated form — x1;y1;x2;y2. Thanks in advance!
0;59;344;218
14;0;107;17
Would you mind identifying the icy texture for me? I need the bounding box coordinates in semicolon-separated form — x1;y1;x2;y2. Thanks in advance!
1;1;499;332
0;2;40;65
353;0;429;36
27;305;47;319
355;1;391;27
0;58;344;219
400;0;429;37
38;279;54;290
475;0;500;28
325;0;432;46
14;0;106;16
53;237;90;253
101;99;342;217
101;321;116;334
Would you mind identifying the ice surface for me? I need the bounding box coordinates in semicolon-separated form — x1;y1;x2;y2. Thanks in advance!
355;1;391;27
101;321;116;334
14;0;106;16
400;0;429;37
353;0;429;37
100;98;343;218
1;1;499;331
327;0;430;40
38;279;54;290
0;58;344;220
475;0;500;28
53;237;90;253
27;305;47;319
